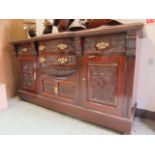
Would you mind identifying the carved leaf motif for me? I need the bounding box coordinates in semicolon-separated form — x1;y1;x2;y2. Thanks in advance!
21;61;36;90
58;83;75;98
88;63;117;105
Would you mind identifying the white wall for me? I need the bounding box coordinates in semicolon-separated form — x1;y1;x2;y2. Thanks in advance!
118;19;155;112
36;19;45;36
36;19;155;112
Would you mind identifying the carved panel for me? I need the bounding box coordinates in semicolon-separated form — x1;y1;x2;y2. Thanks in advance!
84;33;126;54
58;83;75;99
21;60;36;90
42;81;55;95
88;63;118;105
39;38;74;53
41;67;76;77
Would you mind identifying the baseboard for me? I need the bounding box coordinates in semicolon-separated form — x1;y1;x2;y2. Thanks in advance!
136;108;155;120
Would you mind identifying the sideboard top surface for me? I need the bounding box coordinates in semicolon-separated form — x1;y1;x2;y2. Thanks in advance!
11;22;143;44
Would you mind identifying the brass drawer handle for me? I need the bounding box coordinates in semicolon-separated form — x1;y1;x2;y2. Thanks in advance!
33;72;37;80
54;87;58;94
57;57;69;64
39;45;46;52
88;55;95;59
39;57;46;63
57;43;68;50
96;42;109;50
21;48;28;53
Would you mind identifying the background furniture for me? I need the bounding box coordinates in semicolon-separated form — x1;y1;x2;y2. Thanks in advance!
11;23;143;134
0;20;27;97
0;83;8;110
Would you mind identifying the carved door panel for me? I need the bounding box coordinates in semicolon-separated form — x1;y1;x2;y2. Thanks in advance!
81;55;126;116
18;56;37;93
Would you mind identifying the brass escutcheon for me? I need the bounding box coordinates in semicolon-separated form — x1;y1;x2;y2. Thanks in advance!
96;41;109;50
21;48;28;53
39;45;46;52
39;57;46;63
57;43;68;50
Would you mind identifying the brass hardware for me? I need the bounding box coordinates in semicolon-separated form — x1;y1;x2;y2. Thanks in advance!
88;55;95;59
21;48;28;53
39;57;46;63
57;43;68;50
57;57;69;65
39;45;46;52
54;87;58;94
96;42;109;50
33;72;36;80
82;78;86;81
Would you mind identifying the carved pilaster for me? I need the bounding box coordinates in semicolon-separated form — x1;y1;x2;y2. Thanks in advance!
126;31;137;56
74;37;82;55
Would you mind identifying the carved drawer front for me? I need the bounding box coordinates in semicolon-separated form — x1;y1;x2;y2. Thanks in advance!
84;33;126;54
18;43;36;55
19;58;37;92
39;55;77;77
38;38;74;54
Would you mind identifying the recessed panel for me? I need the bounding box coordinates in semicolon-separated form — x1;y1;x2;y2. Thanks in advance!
58;83;75;99
88;63;118;106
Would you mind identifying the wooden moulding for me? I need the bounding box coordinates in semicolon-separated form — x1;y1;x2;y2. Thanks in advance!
10;22;144;44
19;90;133;134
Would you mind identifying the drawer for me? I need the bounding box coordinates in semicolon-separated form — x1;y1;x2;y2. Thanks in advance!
38;38;74;54
18;43;36;56
38;55;77;77
83;33;127;54
39;55;77;65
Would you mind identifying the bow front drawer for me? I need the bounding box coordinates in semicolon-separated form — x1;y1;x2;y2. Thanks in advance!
83;33;127;55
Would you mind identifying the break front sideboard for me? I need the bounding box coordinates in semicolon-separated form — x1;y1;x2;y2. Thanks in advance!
11;23;143;134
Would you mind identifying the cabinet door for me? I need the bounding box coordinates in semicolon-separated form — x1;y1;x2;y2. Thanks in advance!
18;56;37;93
81;55;126;116
38;51;79;105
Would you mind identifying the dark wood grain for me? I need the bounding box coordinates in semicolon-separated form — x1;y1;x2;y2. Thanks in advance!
11;23;143;134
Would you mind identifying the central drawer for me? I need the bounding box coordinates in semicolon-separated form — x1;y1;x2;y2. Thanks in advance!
38;54;77;77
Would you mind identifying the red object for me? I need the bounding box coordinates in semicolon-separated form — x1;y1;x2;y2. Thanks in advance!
86;19;112;28
146;19;154;24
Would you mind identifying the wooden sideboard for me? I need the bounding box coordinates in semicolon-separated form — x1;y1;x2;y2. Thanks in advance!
11;23;143;134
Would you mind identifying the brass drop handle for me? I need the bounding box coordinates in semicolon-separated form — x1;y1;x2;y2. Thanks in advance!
33;72;36;80
39;57;46;63
21;48;28;53
96;41;109;50
88;55;95;59
57;43;68;50
54;87;58;94
57;57;69;65
39;45;46;52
